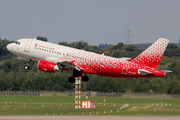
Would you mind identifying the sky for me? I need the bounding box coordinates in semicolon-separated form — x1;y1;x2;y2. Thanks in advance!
0;0;180;45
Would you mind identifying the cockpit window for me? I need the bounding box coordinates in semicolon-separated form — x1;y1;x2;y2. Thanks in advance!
15;41;20;45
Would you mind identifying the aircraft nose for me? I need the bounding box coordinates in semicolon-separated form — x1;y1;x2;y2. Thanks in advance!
6;43;12;51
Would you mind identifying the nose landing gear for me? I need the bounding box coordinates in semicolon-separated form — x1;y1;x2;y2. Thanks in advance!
25;59;31;70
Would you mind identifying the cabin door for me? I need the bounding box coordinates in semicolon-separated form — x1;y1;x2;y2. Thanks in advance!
24;41;32;52
122;62;129;74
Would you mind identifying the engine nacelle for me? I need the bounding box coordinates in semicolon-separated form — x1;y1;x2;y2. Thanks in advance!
38;60;63;73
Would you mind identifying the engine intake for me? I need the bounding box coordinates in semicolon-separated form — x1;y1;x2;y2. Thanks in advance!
38;60;63;73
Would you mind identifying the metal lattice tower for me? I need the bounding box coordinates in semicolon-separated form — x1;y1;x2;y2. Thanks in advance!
124;28;133;44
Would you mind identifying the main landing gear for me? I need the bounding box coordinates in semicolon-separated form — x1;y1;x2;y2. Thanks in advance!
68;76;75;83
25;59;31;70
68;69;89;83
82;74;89;82
68;74;89;83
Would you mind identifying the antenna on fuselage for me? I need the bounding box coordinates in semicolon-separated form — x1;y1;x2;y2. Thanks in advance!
34;37;37;40
102;53;105;56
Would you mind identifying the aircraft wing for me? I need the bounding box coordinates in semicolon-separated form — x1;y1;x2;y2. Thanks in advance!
45;57;96;73
45;57;81;71
58;61;82;71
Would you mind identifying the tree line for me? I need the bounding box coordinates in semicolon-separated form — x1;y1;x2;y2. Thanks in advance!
0;37;180;94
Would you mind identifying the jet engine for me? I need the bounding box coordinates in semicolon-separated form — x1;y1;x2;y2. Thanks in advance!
38;60;63;73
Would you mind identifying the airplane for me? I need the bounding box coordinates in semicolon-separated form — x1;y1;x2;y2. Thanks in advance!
6;38;172;83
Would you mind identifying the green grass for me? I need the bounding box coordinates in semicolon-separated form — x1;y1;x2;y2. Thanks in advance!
0;96;180;115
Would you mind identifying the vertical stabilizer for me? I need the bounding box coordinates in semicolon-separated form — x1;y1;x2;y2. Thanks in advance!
131;38;169;68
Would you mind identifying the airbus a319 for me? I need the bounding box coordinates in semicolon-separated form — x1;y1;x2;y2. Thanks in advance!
6;38;171;83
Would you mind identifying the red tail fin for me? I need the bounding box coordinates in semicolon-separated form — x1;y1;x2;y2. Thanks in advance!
131;38;169;68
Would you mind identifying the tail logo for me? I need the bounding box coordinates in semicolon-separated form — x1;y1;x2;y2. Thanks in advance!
132;38;169;68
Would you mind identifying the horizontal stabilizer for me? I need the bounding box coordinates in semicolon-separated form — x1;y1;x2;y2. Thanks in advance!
160;70;172;73
138;69;153;75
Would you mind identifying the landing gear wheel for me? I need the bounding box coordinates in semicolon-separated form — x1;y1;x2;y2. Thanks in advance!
82;74;89;82
24;59;31;70
68;76;75;83
25;65;29;70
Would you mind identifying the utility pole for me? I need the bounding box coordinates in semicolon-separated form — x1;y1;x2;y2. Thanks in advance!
124;28;133;44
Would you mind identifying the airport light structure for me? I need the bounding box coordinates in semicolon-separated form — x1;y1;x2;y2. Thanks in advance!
75;77;81;109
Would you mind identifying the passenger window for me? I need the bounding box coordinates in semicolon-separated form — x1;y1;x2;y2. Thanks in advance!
39;48;41;50
57;52;59;54
54;51;56;53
